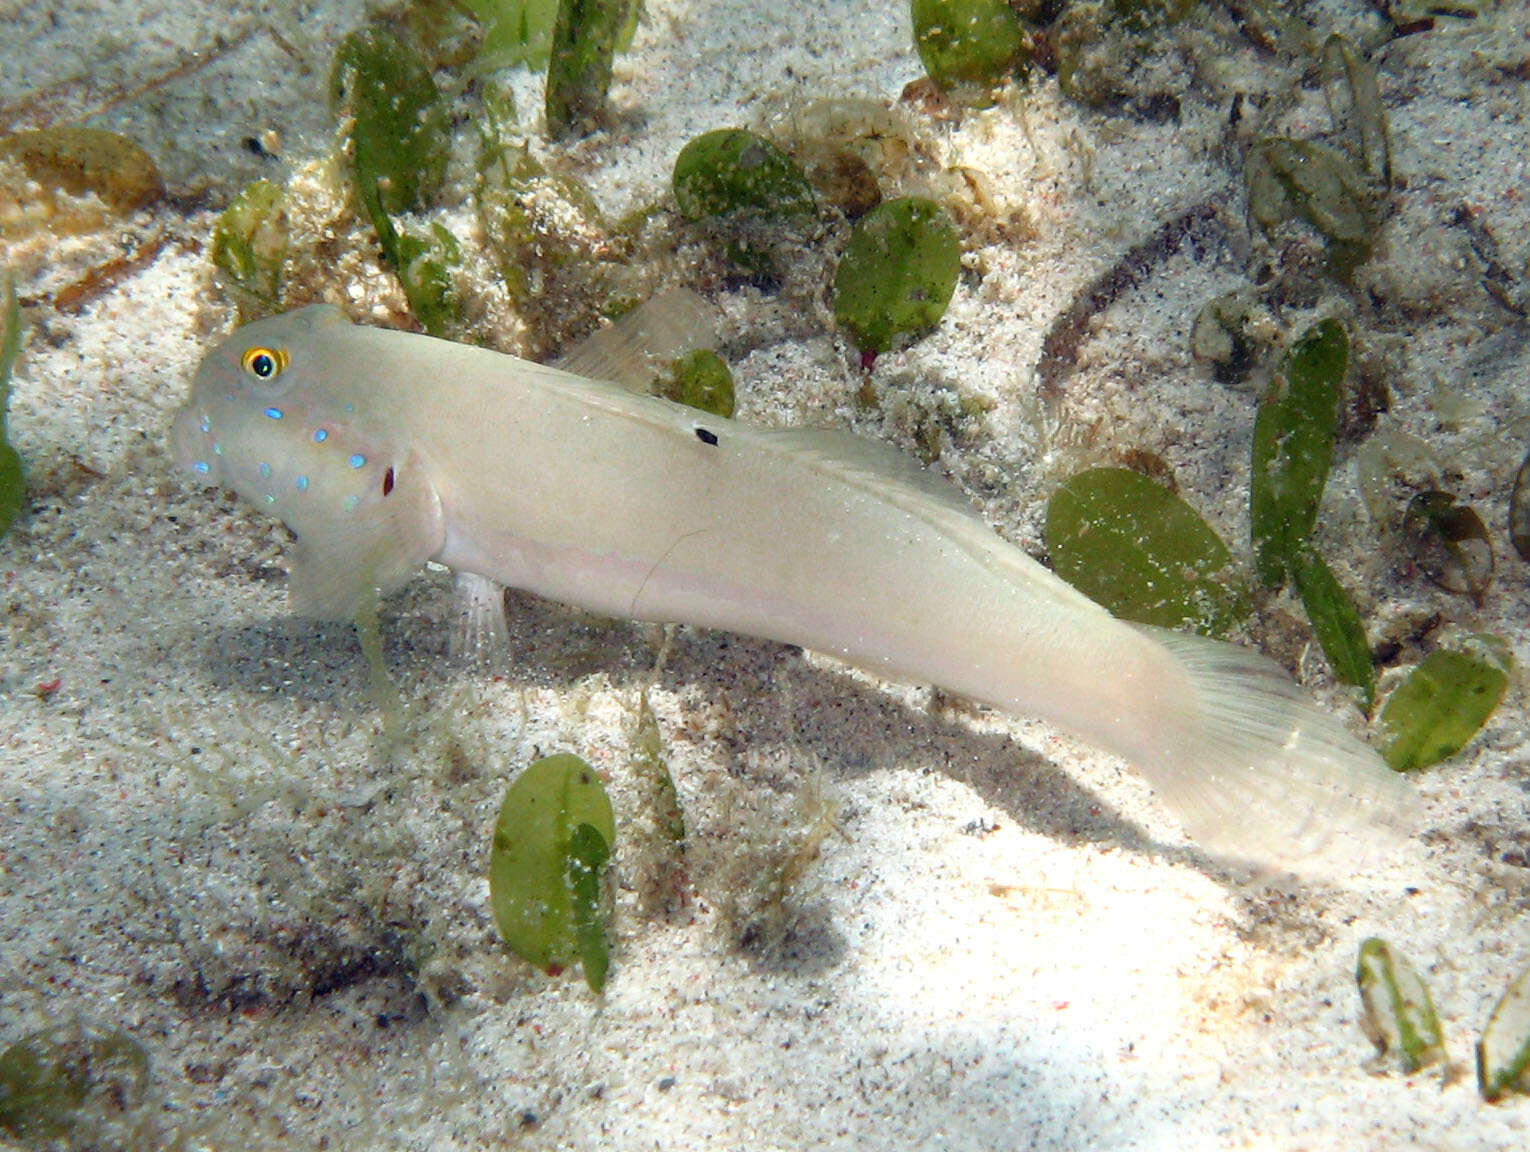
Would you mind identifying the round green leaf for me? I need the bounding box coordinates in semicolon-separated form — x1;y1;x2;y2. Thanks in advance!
832;196;960;357
1045;467;1249;635
489;752;615;986
672;129;816;222
1378;647;1508;773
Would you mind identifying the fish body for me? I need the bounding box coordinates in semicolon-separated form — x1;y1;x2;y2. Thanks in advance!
174;302;1415;872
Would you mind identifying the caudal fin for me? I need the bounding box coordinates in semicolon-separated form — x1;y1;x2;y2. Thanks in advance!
1134;626;1420;877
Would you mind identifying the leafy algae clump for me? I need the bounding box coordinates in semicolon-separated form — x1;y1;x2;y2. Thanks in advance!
489;752;615;992
832;196;960;360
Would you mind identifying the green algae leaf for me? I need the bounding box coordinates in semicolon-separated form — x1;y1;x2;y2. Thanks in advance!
1248;138;1376;272
1322;35;1390;191
1045;468;1250;635
1378;645;1508;773
1481;961;1530;1103
833;196;960;358
331;26;450;220
211;179;288;320
1404;491;1493;605
489;752;615;992
1250;319;1347;587
394;221;463;337
653;349;735;418
545;0;631;139
464;0;562;67
910;0;1034;95
1357;938;1446;1074
0;275;23;541
673;129;816;222
1291;546;1375;709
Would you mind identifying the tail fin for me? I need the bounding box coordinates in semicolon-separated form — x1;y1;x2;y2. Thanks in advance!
1133;626;1420;877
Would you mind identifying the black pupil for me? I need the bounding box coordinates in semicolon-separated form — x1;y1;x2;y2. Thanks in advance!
251;353;274;378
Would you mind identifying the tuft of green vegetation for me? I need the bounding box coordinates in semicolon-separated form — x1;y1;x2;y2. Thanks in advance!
1045;467;1249;635
331;24;461;333
489;752;615;992
331;26;450;220
545;0;632;139
832;196;960;360
1249;320;1374;703
1481;961;1530;1103
0;275;23;541
910;0;1035;96
1356;938;1447;1075
0;1025;150;1142
210;179;288;321
653;349;736;418
1251;319;1347;587
1404;491;1493;605
462;0;563;68
672;129;816;222
1378;644;1508;773
1290;546;1375;709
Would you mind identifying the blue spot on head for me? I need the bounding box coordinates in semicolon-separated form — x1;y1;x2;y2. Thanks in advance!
313;428;329;443
199;416;211;434
264;406;284;420
212;442;224;456
193;460;210;474
258;462;272;479
348;453;366;469
295;475;310;492
343;402;356;414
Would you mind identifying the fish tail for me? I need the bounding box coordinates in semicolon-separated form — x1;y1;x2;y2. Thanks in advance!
1130;625;1419;877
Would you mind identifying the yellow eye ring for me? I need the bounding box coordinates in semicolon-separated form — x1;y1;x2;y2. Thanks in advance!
241;346;288;380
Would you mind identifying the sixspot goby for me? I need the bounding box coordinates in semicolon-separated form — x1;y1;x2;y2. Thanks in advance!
173;301;1416;875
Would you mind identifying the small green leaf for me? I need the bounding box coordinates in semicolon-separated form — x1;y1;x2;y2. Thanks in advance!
463;0;563;68
1378;646;1508;772
393;221;463;337
211;179;288;319
1248;138;1377;272
1357;938;1446;1074
1291;547;1375;709
653;349;735;418
672;129;816;222
1322;35;1390;191
0;1026;150;1141
1481;961;1530;1103
1045;467;1250;635
331;26;451;221
910;0;1034;96
1403;491;1493;604
545;0;631;139
489;752;616;989
833;196;961;358
1250;319;1347;586
0;274;23;540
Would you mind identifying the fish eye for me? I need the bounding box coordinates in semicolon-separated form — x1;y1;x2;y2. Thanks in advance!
241;346;288;380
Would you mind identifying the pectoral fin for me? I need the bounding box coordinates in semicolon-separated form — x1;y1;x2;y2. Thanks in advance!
289;451;446;620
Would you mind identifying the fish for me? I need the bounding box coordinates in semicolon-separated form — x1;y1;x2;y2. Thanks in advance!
173;294;1417;875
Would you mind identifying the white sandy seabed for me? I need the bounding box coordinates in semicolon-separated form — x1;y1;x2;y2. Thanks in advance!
2;0;1530;1148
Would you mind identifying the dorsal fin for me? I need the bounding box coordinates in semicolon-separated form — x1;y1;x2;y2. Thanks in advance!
556;290;719;391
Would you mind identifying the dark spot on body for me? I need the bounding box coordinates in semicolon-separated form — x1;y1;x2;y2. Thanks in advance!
695;427;719;446
382;466;395;496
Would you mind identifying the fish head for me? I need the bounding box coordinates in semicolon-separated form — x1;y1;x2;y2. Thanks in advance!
174;305;445;618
